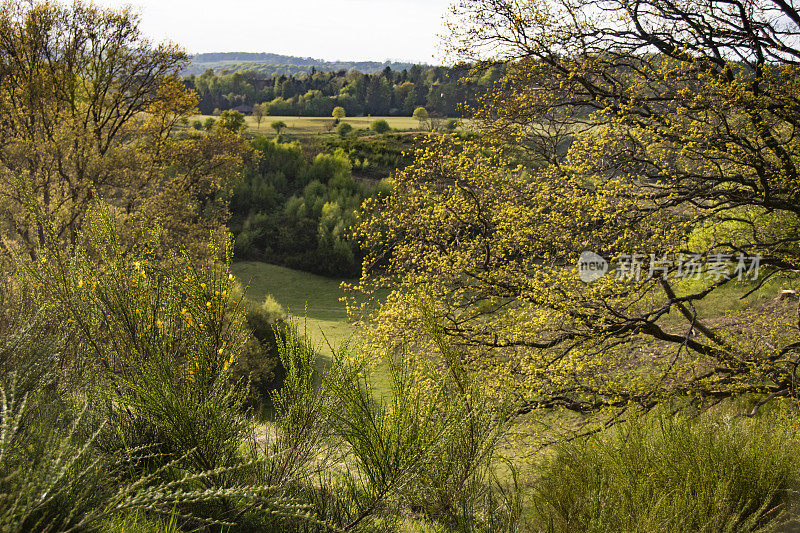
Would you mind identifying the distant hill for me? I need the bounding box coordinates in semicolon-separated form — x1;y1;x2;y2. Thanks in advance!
184;52;425;76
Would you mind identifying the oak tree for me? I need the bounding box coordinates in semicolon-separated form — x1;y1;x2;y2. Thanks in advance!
355;0;800;428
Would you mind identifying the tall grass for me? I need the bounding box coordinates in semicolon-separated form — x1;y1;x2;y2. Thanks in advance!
530;410;800;533
253;323;521;532
0;375;324;532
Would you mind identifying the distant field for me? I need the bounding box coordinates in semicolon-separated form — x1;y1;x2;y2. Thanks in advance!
192;114;423;135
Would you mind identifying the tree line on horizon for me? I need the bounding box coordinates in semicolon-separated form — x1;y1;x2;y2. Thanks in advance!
183;64;499;117
184;51;421;77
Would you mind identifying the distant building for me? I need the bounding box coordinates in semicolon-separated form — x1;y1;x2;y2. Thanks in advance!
232;104;253;115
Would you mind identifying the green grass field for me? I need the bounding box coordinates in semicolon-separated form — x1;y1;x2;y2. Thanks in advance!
194;114;423;135
232;262;389;396
232;261;394;396
232;261;355;353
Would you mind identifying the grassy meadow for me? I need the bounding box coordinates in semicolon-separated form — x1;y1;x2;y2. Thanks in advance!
231;261;396;396
193;114;425;135
232;261;394;396
232;261;355;352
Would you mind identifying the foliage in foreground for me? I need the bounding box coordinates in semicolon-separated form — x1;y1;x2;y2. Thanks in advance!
0;206;518;531
531;410;800;533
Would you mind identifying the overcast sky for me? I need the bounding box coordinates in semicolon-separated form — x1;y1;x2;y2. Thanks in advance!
90;0;453;64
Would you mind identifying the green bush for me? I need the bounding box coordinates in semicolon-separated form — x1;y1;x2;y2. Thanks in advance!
0;277;60;398
0;378;317;532
370;119;391;134
530;411;800;533
3;208;333;530
229;294;288;410
0;381;104;532
26;212;255;474
336;122;353;138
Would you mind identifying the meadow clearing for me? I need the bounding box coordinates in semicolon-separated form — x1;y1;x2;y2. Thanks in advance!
232;261;355;352
193;114;426;135
231;262;400;398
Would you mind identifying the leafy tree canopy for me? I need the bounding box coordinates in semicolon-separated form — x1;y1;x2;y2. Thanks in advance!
0;0;250;257
217;109;247;133
355;0;800;428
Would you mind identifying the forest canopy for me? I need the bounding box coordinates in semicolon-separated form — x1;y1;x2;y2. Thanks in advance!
183;65;498;117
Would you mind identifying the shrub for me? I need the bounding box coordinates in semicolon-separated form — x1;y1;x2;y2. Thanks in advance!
271;120;287;135
370;119;390;134
336;122;353;138
8;207;332;530
0;379;319;531
233;227;260;259
531;410;800;533
0;385;113;532
7;203;519;530
229;295;288;410
310;325;517;531
24;209;254;474
0;277;60;398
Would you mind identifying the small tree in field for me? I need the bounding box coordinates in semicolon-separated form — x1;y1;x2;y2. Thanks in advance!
412;107;429;130
271;120;287;136
253;103;265;129
332;106;346;124
217;110;247;133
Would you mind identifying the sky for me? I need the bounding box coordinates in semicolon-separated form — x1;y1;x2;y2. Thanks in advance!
90;0;453;64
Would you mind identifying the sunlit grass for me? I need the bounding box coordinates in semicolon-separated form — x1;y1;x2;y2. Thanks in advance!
193;114;424;135
231;261;393;396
